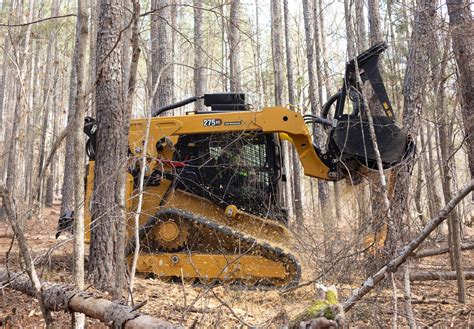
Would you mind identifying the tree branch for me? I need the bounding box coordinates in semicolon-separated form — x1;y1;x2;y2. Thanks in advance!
0;14;76;27
343;179;473;312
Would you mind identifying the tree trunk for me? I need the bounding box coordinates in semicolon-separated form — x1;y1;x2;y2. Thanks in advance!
220;1;227;91
320;0;341;220
446;0;473;185
343;0;356;59
193;0;204;111
0;5;12;185
24;41;39;207
151;0;173;112
36;17;55;206
45;26;60;209
72;0;89;326
228;0;242;92
354;0;368;52
283;0;304;222
89;0;127;294
432;47;466;302
419;123;442;220
5;0;35;205
125;0;142;299
271;0;293;218
302;0;332;255
387;0;435;257
60;16;80;218
88;0;98;117
313;0;332;255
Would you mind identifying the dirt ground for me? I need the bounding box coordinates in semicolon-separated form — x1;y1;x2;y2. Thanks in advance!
0;205;472;328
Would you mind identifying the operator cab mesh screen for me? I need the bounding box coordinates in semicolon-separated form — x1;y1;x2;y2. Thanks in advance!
173;132;285;221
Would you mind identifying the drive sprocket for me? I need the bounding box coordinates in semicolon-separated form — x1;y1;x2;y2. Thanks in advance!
140;212;189;251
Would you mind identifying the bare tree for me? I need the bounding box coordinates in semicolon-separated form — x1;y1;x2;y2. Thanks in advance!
45;1;61;207
446;0;474;187
302;0;332;256
194;0;204;111
354;0;368;52
5;0;35;202
60;12;81;218
88;0;127;294
283;0;304;221
271;0;294;218
36;0;60;207
229;0;242;92
430;31;466;302
151;0;173;112
388;0;436;256
71;0;89;326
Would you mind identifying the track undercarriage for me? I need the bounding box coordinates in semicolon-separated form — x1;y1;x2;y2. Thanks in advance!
130;191;301;288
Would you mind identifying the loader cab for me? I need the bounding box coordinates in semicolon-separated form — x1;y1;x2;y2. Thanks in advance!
171;93;288;223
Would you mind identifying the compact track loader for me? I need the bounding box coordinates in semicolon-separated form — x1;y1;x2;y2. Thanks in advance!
57;42;413;288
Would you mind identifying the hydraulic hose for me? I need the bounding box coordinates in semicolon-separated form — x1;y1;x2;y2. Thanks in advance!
152;95;203;117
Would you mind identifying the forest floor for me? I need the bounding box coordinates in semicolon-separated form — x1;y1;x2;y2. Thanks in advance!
0;205;472;328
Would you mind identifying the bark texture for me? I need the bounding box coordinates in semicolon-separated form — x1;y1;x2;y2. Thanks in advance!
409;271;474;281
0;271;178;328
72;0;89;325
89;0;127;293
446;0;474;182
387;0;435;255
414;241;474;259
5;0;35;199
283;0;304;221
151;0;173;112
193;0;204;111
60;13;80;217
228;0;242;92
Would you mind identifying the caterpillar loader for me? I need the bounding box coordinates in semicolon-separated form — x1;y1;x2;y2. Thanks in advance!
57;42;413;288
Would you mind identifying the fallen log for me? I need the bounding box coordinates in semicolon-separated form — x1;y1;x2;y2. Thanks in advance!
0;271;179;328
409;271;474;281
413;241;474;258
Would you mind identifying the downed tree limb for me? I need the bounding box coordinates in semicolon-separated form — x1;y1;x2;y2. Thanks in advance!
343;179;473;312
409;271;474;281
413;241;474;259
0;271;179;329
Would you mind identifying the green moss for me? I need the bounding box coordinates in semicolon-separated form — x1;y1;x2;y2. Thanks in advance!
305;288;339;321
323;306;335;319
306;300;328;317
326;289;338;305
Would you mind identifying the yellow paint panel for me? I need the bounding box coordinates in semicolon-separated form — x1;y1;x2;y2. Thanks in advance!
135;253;287;281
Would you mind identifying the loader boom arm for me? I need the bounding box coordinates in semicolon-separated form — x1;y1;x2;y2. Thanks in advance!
128;107;336;180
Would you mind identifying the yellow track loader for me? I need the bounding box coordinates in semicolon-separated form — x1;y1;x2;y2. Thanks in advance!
57;42;413;288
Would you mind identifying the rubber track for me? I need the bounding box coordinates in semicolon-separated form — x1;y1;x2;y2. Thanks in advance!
139;208;302;289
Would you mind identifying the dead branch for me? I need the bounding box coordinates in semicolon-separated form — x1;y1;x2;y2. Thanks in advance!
409;271;474;281
0;271;179;328
343;179;473;312
0;14;76;27
413;241;474;259
410;299;455;305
